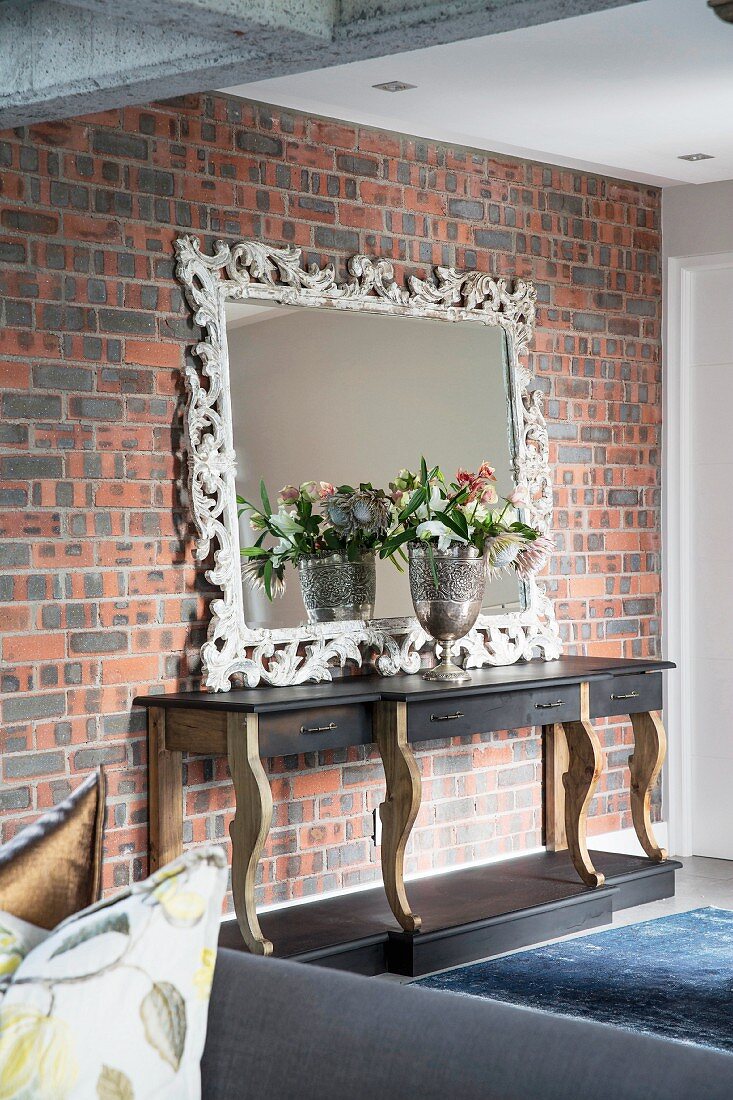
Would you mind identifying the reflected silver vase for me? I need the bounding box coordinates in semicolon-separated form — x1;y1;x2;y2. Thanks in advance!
298;551;376;624
409;543;486;684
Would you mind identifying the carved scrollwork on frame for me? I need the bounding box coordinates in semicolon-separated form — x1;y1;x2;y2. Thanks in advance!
174;235;561;691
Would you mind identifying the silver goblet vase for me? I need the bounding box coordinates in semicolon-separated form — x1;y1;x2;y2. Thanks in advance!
408;543;486;684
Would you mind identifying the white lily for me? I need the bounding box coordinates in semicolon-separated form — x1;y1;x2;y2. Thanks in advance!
414;483;448;522
270;508;303;539
416;519;467;552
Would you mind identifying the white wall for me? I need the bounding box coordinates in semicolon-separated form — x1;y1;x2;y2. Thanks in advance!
663;180;733;857
664;181;733;260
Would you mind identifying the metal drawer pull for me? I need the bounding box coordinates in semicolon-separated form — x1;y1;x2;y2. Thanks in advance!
300;722;337;734
535;700;565;709
611;691;640;700
430;712;464;722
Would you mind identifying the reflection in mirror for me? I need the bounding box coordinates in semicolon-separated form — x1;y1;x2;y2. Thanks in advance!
226;302;523;630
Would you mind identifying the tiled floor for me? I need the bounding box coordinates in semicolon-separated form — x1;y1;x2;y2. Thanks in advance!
386;855;733;982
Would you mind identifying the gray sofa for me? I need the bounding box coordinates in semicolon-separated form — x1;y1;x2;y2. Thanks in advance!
202;948;733;1099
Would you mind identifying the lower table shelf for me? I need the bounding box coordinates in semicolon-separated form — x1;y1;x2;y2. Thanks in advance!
218;850;680;977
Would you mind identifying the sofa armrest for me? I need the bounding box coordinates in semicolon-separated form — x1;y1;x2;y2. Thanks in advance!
202;948;733;1100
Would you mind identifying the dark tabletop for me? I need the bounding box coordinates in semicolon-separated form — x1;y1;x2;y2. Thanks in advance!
133;655;675;713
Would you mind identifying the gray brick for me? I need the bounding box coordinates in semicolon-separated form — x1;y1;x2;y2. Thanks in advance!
0;488;27;506
0;455;63;479
0;424;28;446
98;309;155;335
335;153;379;177
608;489;639;506
73;746;127;769
498;763;536;787
235;132;283;157
0;787;30;812
572;311;606;332
69;396;123;421
314;226;360;253
2;689;65;723
572;266;605;287
137;168;174;196
3;393;62;420
549;192;584;216
622;598;656;616
1;209;58;235
33;364;94;392
433;752;473;776
92;130;148;160
447;198;484;220
70;629;127;654
557;445;593;463
0;544;29;566
0;242;26;263
474;229;513;250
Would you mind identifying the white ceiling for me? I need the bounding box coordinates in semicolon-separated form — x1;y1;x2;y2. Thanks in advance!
223;0;733;188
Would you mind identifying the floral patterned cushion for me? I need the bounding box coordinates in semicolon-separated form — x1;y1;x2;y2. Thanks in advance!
0;911;49;992
0;845;227;1099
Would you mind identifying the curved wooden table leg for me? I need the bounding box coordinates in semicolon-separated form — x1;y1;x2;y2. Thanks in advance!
227;713;273;956
629;711;668;862
374;701;422;933
561;683;605;888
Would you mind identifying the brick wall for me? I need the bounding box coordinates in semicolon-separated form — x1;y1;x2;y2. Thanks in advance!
0;94;662;905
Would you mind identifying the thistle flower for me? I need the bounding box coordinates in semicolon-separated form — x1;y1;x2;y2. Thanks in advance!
350;488;392;533
241;557;287;598
325;488;392;536
325;492;353;532
484;532;526;574
513;534;554;579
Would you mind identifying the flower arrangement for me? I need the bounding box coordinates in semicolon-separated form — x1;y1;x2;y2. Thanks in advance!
380;458;553;582
238;480;393;600
239;459;552;603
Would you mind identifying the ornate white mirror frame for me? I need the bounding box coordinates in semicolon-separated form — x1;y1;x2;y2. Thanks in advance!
175;236;561;691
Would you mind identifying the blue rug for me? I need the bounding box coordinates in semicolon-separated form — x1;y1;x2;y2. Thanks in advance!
416;908;733;1052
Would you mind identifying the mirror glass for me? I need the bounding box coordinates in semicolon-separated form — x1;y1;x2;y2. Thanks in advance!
226;301;523;630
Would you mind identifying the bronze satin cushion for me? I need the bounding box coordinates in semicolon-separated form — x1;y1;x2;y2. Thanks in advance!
0;768;106;929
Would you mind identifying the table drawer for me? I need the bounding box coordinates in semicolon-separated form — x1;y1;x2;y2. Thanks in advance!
407;684;581;743
590;672;662;718
258;703;372;757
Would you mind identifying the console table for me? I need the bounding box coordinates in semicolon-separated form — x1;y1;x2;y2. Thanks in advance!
135;655;674;964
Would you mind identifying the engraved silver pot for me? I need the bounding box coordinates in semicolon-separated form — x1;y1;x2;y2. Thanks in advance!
409;543;485;684
298;551;376;624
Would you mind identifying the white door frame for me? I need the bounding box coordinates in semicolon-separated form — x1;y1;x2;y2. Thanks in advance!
664;250;733;858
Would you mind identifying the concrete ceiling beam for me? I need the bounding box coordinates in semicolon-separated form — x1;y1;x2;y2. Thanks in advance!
0;0;644;129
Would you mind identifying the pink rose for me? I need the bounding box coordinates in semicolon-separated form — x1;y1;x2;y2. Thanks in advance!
507;486;530;508
480;485;499;505
319;482;336;499
278;485;299;504
300;481;319;501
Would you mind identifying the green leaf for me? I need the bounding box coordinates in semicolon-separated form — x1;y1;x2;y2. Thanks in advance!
420;456;428;485
379;527;416;557
50;912;130;959
260;479;272;517
435;509;469;541
263;558;273;601
97;1065;134;1100
140;981;187;1072
399;486;426;523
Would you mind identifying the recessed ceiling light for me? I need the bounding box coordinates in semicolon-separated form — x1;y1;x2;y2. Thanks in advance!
372;80;417;93
677;152;715;162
